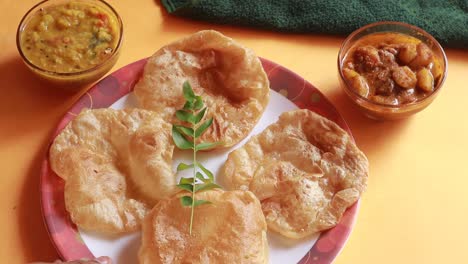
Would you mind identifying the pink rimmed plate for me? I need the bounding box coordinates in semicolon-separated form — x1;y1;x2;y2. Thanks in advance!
40;58;360;264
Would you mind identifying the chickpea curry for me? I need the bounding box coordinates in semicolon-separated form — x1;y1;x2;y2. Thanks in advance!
19;1;119;73
342;32;443;105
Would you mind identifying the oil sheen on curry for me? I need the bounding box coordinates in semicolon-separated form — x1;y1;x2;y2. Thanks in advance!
19;1;118;73
342;32;443;105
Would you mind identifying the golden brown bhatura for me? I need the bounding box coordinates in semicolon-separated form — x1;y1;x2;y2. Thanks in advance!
222;109;369;239
49;108;175;233
134;30;270;149
139;189;269;264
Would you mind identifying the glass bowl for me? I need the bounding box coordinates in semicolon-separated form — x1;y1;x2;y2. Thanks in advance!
16;0;123;89
337;21;447;120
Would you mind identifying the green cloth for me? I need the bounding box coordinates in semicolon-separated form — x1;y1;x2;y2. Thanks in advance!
161;0;468;49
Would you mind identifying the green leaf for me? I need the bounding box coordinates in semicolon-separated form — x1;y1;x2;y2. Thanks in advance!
195;141;220;151
180;196;193;206
193;107;207;124
177;163;194;171
195;171;208;183
177;183;193;192
197;162;214;181
179;177;194;185
195;118;213;137
172;81;224;235
193;199;211;207
193;96;204;110
183;100;195;110
176;110;196;124
183;81;196;102
174;125;194;137
172;126;193;150
194;182;222;192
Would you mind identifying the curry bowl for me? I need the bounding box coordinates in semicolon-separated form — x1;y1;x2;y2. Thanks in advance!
338;21;447;120
16;0;123;89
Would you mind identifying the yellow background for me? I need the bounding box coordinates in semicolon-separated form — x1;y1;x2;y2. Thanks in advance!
1;0;467;263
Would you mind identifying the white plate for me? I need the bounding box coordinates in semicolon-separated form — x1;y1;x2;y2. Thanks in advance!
79;90;319;264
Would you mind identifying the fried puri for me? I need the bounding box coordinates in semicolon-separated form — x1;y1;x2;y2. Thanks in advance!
139;189;268;264
222;109;369;239
134;30;270;149
49;108;175;233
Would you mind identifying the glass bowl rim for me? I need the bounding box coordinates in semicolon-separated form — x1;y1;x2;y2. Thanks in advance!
337;20;448;109
16;0;123;77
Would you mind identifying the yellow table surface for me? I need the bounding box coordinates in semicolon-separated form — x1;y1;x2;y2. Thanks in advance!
2;1;468;263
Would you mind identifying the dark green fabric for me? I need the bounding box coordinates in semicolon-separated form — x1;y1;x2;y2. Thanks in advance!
161;0;468;49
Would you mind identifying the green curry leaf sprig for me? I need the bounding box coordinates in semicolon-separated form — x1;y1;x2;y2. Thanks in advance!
172;81;222;235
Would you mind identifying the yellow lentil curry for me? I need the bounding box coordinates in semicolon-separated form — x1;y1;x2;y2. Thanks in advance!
20;1;119;73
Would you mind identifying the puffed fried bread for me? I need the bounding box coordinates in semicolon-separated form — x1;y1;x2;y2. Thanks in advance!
134;30;270;149
222;109;369;238
49;108;175;233
139;189;269;264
